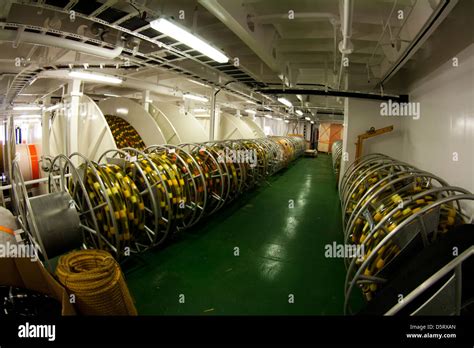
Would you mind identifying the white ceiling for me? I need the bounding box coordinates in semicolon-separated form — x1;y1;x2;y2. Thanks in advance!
0;0;454;121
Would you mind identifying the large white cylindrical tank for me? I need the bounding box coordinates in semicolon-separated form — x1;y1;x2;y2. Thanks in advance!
240;117;265;138
50;95;116;160
50;96;166;161
98;97;166;147
217;113;259;140
148;102;208;144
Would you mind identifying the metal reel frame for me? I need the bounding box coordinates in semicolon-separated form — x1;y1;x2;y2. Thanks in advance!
48;153;122;257
180;142;228;215
339;153;390;199
11;159;48;263
342;161;418;226
98;147;175;247
343;191;473;315
145;144;208;229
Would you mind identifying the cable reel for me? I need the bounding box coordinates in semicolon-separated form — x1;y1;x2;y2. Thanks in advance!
240;139;269;187
340;153;474;314
98;147;176;248
206;140;246;202
331;140;343;184
11;158;82;266
18;136;305;262
145;144;207;230
52;153;138;259
180;143;228;216
344;192;474;313
342;160;418;227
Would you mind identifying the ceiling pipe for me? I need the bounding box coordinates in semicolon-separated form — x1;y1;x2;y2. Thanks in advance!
340;0;354;54
253;12;338;23
337;0;354;90
31;69;292;118
35;70;183;98
255;88;409;103
337;53;346;89
0;29;123;59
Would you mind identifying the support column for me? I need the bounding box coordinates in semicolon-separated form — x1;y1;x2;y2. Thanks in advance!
41;96;51;158
209;89;217;141
142;90;151;112
214;105;220;140
66;79;81;158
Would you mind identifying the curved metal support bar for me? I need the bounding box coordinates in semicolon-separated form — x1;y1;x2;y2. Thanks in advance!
344;171;451;244
342;159;411;213
384;246;474;315
70;152;122;256
339;153;390;197
344;193;474;315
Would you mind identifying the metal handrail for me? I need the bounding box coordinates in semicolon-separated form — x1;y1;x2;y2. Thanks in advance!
385;246;474;315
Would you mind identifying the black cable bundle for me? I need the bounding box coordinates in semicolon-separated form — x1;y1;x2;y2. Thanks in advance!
0;286;62;317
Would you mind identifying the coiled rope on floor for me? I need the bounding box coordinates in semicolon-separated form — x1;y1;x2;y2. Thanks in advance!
55;249;137;315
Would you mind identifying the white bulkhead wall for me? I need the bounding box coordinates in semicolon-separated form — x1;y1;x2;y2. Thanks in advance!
399;43;474;207
340;44;474;215
340;98;402;182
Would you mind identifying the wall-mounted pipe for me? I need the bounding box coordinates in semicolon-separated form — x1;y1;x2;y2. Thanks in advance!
0;29;123;59
255;88;409;103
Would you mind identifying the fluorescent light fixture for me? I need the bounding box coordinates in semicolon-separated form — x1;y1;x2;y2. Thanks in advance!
305;117;311;121
264;114;273;119
193;108;207;113
275;117;283;121
104;93;120;97
277;97;292;108
284;120;290;123
17;114;41;119
45;104;62;112
188;79;209;88
69;71;122;84
295;110;303;116
150;18;228;63
116;108;128;115
311;121;315;124
245;109;257;114
246;100;256;104
183;93;209;102
13;105;41;111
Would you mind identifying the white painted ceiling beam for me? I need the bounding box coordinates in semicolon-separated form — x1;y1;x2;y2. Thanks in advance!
199;0;280;72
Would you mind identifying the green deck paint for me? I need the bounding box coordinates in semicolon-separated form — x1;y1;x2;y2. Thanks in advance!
124;154;362;315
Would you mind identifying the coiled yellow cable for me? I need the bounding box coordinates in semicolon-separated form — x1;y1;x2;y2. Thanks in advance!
105;115;146;150
55;249;137;315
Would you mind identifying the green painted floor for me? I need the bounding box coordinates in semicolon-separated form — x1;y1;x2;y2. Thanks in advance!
124;154;351;315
